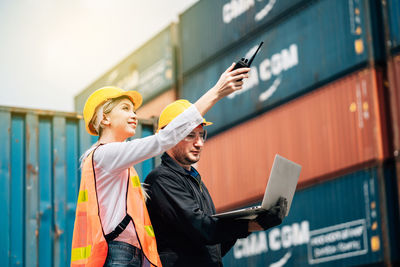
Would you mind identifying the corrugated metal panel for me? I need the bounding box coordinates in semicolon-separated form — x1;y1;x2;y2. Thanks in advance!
222;164;400;266
25;113;39;266
179;0;308;74
74;23;178;113
136;88;177;119
38;118;54;267
182;0;383;135
387;54;400;154
0;111;11;266
386;0;400;53
197;68;389;210
10;115;25;266
65;120;79;264
53;116;67;266
0;106;156;267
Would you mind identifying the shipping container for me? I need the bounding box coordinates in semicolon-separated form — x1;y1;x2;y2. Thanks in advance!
181;0;384;135
385;0;400;54
136;88;177;119
179;0;308;74
222;164;400;266
74;23;179;113
386;54;400;218
387;55;400;155
0;106;155;267
197;67;389;210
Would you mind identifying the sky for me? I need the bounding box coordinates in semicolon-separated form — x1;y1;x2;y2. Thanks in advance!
0;0;198;112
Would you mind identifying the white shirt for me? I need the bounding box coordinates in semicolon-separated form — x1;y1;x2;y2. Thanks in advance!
82;104;204;247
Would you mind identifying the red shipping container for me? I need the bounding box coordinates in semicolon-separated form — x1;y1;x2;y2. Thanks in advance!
388;55;400;154
387;55;400;215
197;68;389;211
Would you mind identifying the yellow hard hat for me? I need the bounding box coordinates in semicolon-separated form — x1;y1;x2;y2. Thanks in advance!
83;86;143;136
157;99;212;132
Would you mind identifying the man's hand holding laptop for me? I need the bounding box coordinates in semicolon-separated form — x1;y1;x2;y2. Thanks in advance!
248;197;288;232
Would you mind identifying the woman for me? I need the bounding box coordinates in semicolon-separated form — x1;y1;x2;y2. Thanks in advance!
70;63;250;267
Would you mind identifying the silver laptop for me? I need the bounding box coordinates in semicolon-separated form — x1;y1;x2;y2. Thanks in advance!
212;154;301;219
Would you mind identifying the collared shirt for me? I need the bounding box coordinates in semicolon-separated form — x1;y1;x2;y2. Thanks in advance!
186;166;199;179
185;166;202;190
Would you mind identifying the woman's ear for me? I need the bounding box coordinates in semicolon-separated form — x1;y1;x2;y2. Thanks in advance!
101;113;111;126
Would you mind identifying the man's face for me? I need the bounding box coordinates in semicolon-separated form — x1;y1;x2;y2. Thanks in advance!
168;125;206;169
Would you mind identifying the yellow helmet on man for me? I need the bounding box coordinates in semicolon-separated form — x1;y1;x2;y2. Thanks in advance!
157;99;212;132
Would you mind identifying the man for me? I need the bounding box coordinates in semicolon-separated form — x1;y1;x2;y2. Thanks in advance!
145;100;287;267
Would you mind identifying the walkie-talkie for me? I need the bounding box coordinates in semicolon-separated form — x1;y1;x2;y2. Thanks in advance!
232;41;264;71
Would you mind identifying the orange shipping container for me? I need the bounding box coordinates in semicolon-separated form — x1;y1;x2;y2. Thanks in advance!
197;68;389;211
387;55;400;214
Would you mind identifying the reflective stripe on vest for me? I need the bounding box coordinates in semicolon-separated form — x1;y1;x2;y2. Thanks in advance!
70;148;162;267
71;245;91;261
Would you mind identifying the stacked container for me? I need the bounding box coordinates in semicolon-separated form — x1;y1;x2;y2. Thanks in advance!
180;0;383;135
179;0;399;265
5;0;399;265
385;0;400;169
197;68;389;208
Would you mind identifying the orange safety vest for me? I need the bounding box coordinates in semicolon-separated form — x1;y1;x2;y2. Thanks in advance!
70;149;162;267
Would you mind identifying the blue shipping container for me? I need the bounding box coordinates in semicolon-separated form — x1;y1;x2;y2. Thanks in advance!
180;0;308;74
182;0;383;135
222;164;400;266
0;106;155;267
386;0;400;54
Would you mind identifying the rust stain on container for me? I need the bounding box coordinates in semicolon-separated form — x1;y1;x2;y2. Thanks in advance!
27;164;38;175
198;68;389;210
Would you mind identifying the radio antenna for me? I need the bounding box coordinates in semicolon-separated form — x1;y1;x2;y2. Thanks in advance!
248;41;264;67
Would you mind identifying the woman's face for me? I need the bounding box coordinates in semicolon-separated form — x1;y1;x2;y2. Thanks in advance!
104;98;138;141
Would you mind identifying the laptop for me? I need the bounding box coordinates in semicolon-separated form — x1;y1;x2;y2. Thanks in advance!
212;154;301;220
